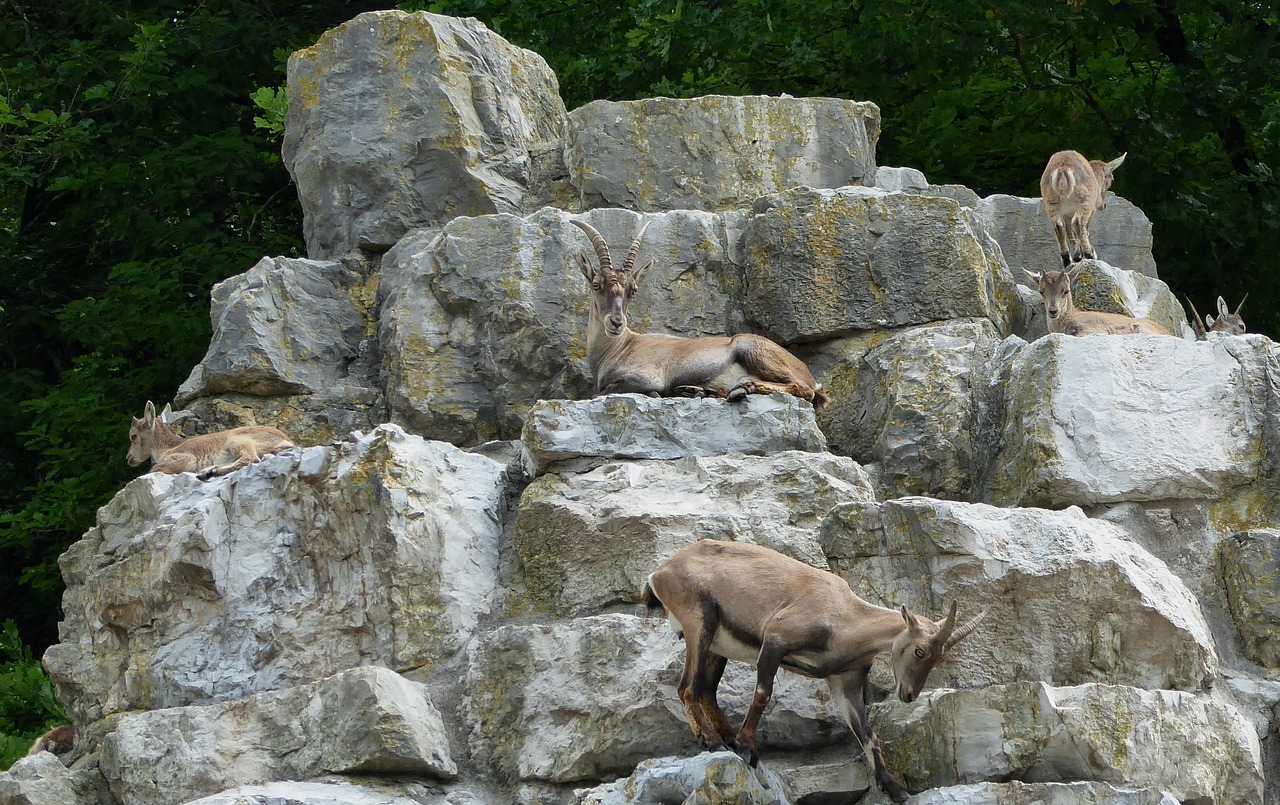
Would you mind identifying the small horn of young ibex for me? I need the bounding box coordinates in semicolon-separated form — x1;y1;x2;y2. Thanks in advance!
1184;294;1247;341
641;540;984;802
27;724;75;758
127;400;296;480
1040;150;1126;267
570;218;828;407
1023;264;1170;337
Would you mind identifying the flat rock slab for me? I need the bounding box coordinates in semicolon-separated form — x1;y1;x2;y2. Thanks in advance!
521;393;827;476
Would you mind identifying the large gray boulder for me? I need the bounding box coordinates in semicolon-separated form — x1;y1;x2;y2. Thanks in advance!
822;498;1218;691
740;186;1017;342
513;452;874;616
568;95;879;212
0;752;107;805
986;333;1275;507
284;11;569;259
44;426;505;725
520;394;828;477
99;666;455;805
804;319;1003;498
872;683;1263;804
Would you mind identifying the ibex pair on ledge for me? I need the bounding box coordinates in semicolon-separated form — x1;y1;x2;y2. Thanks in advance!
569;218;827;408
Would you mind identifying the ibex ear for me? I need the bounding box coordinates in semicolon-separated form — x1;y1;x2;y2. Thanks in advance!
1066;262;1086;281
1105;153;1127;174
1216;296;1230;317
577;251;595;284
1021;268;1042;283
143;401;157;427
160;404;173;424
900;605;921;634
633;258;654;286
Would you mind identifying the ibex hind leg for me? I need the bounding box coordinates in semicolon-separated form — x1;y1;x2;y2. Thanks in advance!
728;378;816;403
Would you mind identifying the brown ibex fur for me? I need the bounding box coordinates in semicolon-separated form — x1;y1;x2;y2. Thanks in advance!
1024;265;1171;337
1040;150;1126;266
642;540;983;802
127;400;295;479
570;218;827;407
28;724;74;757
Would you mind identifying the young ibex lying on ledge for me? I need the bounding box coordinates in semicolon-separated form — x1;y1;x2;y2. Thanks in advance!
642;540;983;802
570;218;828;408
1040;150;1126;266
1185;294;1248;340
127;400;295;479
28;724;74;757
1024;265;1171;336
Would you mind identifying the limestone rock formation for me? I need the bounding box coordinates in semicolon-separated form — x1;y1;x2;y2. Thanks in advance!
283;11;569;259
8;8;1280;805
568;95;879;212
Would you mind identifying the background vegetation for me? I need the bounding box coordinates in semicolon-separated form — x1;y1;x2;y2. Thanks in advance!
1;0;1275;765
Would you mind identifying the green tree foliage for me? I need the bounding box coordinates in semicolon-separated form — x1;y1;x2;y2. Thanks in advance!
0;619;66;769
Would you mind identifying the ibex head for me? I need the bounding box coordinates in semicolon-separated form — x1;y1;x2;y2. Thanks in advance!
1207;294;1248;335
1093;152;1126;210
890;601;985;703
127;401;162;467
570;218;654;338
1023;265;1082;325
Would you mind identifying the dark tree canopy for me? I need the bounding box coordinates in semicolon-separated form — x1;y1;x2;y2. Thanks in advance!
0;0;1276;679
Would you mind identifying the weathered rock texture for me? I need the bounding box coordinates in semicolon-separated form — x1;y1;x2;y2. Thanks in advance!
284;11;569;259
44;426;504;726
99;666;456;805
10;8;1280;805
569;95;879;212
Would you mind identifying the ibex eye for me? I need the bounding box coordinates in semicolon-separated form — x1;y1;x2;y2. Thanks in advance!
914;646;926;659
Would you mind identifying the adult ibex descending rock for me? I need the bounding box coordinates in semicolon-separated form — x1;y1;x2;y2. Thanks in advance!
1185;294;1248;340
1040;150;1126;266
127;400;295;479
641;540;983;802
569;218;827;407
1024;265;1171;336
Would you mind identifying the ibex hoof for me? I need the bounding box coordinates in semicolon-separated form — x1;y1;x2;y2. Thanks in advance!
726;386;749;403
674;385;706;398
195;469;218;481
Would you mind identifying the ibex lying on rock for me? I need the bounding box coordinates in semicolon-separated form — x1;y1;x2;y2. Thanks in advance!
127;400;295;479
28;724;74;758
570;218;827;407
1024;265;1171;336
1040;150;1126;266
641;540;983;802
1185;294;1248;340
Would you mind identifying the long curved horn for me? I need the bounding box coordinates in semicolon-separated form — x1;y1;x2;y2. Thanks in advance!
570;219;613;272
623;220;650;272
1235;293;1248;315
944;608;987;651
933;600;958;646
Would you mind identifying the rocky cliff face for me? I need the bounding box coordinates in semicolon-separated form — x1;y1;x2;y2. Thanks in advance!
4;10;1278;805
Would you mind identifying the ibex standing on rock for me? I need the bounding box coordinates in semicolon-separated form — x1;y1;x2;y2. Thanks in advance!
570;218;827;407
1024;265;1171;336
642;540;983;802
1040;150;1126;266
127;400;295;479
